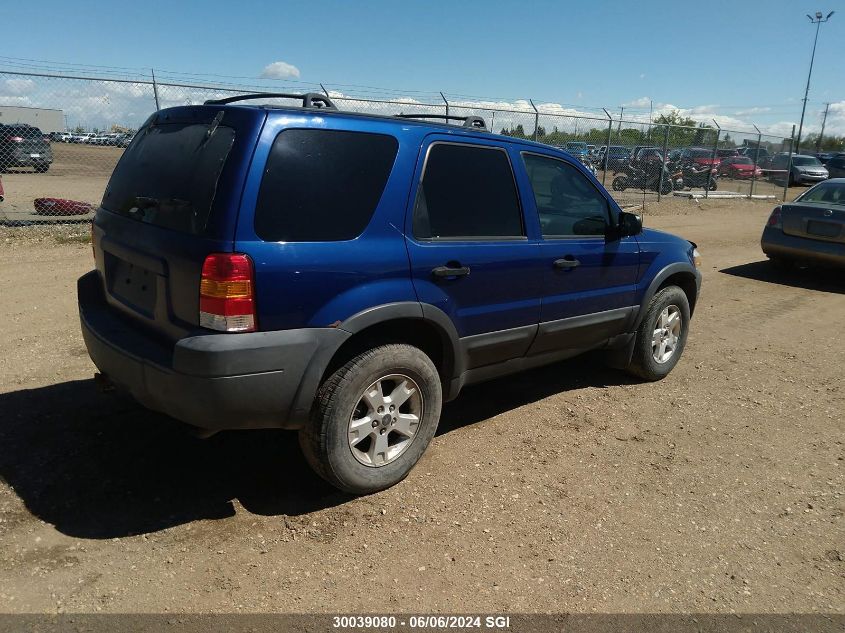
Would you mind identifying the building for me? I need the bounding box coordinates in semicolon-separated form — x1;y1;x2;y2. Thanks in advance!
0;105;65;133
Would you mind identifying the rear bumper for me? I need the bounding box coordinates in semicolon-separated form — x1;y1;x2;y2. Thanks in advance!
4;147;53;165
761;226;845;266
78;271;348;430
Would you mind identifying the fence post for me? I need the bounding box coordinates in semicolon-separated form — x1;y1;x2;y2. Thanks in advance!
783;125;796;202
530;99;539;142
440;92;449;119
705;123;720;199
151;68;160;111
750;125;762;198
602;108;613;187
657;125;670;202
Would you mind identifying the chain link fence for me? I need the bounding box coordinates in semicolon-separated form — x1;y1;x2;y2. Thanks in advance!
0;70;798;227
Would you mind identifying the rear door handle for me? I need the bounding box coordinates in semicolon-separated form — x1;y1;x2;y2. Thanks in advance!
432;265;471;278
553;257;581;270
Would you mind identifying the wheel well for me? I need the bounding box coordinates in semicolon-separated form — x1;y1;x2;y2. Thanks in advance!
658;272;698;315
322;319;453;386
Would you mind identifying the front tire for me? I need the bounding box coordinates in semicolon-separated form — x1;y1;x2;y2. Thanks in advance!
625;286;691;381
299;344;443;494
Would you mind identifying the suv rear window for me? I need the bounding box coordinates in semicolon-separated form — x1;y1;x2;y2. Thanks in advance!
254;129;398;242
102;121;236;234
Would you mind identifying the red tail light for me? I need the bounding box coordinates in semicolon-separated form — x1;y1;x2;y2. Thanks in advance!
199;253;256;333
767;206;782;229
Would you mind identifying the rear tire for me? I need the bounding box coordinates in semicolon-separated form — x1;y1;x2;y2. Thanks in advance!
625;286;691;382
34;164;50;173
299;344;442;494
612;176;628;191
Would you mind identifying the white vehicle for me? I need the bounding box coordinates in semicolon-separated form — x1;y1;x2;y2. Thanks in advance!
58;132;73;143
71;132;97;144
89;134;114;146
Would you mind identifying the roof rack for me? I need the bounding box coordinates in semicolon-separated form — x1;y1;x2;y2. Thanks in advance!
203;92;337;109
395;113;488;130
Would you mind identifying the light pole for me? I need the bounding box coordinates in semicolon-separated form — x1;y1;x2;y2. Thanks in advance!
796;10;834;154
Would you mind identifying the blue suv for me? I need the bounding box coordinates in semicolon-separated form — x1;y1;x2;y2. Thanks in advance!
78;93;701;494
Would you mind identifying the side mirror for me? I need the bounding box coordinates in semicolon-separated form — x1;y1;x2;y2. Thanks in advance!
614;211;642;238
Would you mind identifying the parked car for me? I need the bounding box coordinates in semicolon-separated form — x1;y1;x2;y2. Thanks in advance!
596;145;631;171
677;147;721;169
716;148;741;159
57;132;73;143
71;132;97;144
115;133;134;148
739;147;770;164
768;154;829;186
563;141;589;159
89;134;112;146
718;156;763;179
825;155;845;179
0;123;53;172
79;92;701;494
761;178;845;269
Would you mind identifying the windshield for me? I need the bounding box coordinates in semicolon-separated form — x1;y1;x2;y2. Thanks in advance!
797;182;845;206
792;156;822;167
566;143;587;150
687;149;713;158
101;121;236;235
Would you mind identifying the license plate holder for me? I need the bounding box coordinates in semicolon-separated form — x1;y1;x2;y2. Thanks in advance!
106;254;157;316
30;153;41;158
806;220;841;238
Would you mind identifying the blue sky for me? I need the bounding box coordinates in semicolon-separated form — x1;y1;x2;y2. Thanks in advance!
1;0;843;135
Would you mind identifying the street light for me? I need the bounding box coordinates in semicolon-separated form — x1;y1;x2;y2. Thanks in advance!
796;10;834;154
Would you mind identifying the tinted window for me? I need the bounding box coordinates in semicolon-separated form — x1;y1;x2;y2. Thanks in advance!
255;129;398;242
522;153;610;237
413;143;523;239
102;122;236;235
4;125;43;138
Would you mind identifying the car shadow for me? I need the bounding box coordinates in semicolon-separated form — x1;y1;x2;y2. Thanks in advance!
0;356;634;539
720;260;844;294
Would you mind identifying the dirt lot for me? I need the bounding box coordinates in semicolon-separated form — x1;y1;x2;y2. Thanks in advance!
0;198;842;614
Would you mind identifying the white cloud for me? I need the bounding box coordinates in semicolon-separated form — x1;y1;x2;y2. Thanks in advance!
3;78;35;95
260;61;301;79
639;74;646;80
624;96;652;108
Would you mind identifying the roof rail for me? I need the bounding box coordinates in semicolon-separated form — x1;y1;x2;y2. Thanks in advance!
395;113;488;131
203;92;337;109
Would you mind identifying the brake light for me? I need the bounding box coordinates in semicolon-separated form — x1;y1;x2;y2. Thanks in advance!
199;253;256;333
767;206;782;229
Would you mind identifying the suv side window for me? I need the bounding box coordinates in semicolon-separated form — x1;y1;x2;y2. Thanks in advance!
254;129;398;242
413;143;523;239
522;153;610;238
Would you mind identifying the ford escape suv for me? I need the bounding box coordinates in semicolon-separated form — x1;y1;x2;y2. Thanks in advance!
79;93;701;494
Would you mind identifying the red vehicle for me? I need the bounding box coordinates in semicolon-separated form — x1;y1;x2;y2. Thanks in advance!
680;147;721;169
0;175;4;202
717;148;741;159
718;156;763;179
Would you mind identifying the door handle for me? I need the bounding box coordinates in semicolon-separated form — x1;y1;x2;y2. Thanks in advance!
432;265;471;278
553;257;581;270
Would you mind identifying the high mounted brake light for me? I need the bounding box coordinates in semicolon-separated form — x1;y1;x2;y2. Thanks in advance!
199;253;257;333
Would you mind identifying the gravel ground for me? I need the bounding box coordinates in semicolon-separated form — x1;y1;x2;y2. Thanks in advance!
0;198;842;614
